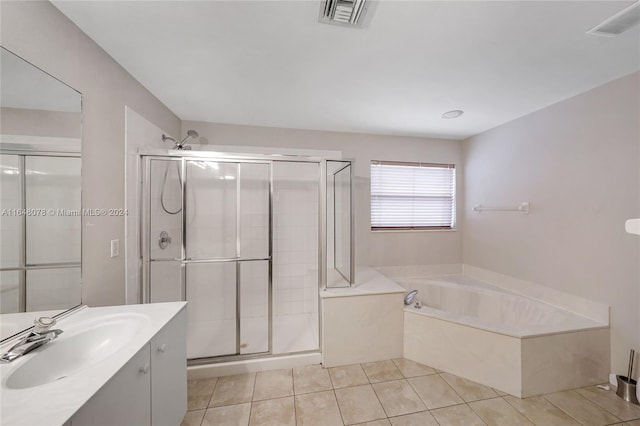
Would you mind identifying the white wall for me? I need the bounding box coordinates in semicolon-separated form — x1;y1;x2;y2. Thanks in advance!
1;107;81;138
124;107;173;304
1;1;181;306
463;72;640;374
183;120;464;268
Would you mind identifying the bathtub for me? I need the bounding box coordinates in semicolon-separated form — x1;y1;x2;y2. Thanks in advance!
396;274;609;397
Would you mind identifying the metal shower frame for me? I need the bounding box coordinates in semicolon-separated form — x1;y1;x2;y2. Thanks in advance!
139;149;354;364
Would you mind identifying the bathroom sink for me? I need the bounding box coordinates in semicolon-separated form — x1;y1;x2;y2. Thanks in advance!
4;313;149;390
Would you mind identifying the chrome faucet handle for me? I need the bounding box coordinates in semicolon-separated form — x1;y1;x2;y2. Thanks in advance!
33;317;56;334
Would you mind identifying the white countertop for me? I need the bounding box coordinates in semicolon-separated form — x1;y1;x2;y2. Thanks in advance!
1;302;186;426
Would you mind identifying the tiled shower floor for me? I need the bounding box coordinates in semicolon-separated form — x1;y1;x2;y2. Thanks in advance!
182;358;640;426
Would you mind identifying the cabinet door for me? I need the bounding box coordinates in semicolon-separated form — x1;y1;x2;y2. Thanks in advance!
71;345;151;426
151;308;187;426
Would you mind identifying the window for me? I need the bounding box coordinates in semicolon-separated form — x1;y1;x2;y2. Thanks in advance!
370;161;456;230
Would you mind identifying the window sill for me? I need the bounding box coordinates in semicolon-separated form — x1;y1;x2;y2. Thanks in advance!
370;228;458;234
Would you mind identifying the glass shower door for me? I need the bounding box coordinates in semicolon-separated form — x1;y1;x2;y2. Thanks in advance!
183;160;270;359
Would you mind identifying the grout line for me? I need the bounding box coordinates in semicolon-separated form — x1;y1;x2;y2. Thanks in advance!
326;365;336;389
205;378;219;410
360;362;373;384
289;369;298;425
501;395;542;425
464;402;488;425
246;372;258;425
197;408;205;426
540;390;596;424
577;387;640;422
333;388;347;426
369;380;391;419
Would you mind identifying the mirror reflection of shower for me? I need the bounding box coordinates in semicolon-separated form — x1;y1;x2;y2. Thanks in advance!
159;130;199;216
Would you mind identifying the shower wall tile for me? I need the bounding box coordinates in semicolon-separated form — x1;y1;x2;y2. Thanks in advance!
150;260;182;303
272;162;319;334
149;159;183;260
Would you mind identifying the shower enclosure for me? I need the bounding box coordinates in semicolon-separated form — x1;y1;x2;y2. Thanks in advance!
140;151;353;362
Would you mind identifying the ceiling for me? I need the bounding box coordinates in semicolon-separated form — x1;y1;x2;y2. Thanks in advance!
52;1;639;140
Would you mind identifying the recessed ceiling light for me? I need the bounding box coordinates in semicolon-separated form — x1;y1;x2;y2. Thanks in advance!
441;110;464;119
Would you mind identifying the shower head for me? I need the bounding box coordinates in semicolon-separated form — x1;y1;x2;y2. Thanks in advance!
177;130;199;148
162;130;199;149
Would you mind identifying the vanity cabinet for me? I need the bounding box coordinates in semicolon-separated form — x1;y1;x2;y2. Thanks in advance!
69;309;186;426
70;345;151;426
151;308;187;426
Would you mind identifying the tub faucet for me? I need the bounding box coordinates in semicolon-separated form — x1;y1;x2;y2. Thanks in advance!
0;317;63;363
404;290;418;305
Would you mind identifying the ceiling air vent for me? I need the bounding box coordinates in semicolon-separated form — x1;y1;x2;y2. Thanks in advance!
319;0;368;27
587;1;640;37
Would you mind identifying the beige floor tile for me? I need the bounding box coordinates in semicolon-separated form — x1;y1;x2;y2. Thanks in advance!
389;410;438;426
503;395;580;425
335;384;387;425
392;359;436;378
253;369;293;401
293;364;333;395
469;397;534;425
188;378;218;410
431;404;487;426
493;388;509;397
407;374;463;409
440;372;498;402
295;390;344;426
202;403;251;426
249;396;295;426
329;364;370;389
361;360;404;383
623;420;640;425
181;409;205;426
576;386;640;421
372;379;426;417
209;373;256;407
353;420;391;426
544;390;621;426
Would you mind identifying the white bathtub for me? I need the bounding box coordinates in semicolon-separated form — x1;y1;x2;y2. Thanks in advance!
399;275;605;338
394;273;610;397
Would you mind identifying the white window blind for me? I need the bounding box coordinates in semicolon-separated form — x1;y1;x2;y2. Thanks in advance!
370;161;455;230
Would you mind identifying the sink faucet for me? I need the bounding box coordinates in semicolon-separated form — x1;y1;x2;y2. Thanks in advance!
0;317;63;363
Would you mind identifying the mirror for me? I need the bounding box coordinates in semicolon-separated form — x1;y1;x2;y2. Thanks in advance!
0;47;82;332
326;160;353;288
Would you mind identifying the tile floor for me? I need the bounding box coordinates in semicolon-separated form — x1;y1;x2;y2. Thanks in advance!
182;358;640;426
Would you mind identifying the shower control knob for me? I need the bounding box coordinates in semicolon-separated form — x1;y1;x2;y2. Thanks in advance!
139;364;150;374
157;344;167;353
159;231;172;249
